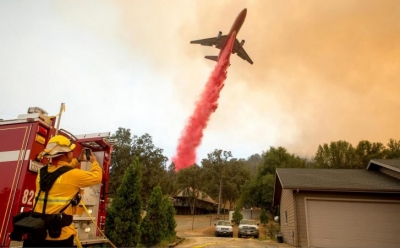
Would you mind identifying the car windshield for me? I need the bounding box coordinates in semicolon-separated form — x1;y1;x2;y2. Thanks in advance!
240;220;256;225
217;221;231;226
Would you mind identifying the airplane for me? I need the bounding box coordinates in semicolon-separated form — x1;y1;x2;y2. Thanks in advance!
190;8;253;65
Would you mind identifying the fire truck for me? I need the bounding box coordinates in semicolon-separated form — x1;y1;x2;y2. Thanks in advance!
0;106;114;247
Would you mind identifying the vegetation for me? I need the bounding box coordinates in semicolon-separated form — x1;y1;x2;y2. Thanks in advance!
140;185;173;247
105;126;400;245
201;150;250;213
260;208;268;225
109;128;170;206
313;139;400;169
162;195;177;238
175;164;205;215
105;158;142;247
266;221;279;239
232;205;243;225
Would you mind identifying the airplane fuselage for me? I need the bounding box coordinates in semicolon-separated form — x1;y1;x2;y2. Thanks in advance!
226;8;247;44
219;8;247;55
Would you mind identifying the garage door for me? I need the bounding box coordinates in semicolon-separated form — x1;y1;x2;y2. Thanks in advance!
306;199;400;248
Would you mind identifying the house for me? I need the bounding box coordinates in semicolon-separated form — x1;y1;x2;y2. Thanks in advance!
273;159;400;248
173;187;216;215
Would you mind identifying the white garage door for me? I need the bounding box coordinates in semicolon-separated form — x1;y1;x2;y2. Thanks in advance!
306;199;400;248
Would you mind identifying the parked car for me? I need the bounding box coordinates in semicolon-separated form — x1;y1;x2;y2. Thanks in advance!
214;220;233;237
238;219;259;238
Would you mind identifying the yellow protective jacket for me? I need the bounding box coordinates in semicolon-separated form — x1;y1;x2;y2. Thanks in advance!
33;158;102;241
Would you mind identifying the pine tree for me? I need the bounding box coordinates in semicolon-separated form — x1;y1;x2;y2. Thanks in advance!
140;185;166;247
162;195;177;239
105;159;143;247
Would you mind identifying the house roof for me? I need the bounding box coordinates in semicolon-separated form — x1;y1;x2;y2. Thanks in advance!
173;187;216;204
275;168;400;192
367;159;400;172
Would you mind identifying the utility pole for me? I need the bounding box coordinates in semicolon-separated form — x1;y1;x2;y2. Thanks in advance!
217;177;222;219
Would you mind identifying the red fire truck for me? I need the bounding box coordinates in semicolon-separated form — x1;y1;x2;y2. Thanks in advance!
0;106;114;247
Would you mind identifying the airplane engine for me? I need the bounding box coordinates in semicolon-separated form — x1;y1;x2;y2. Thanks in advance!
217;31;222;39
240;40;245;46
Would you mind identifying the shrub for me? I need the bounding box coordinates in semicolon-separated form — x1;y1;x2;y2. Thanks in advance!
260;208;268;225
266;221;279;239
232;205;243;225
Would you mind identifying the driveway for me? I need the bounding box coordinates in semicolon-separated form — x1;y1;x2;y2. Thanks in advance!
175;215;292;248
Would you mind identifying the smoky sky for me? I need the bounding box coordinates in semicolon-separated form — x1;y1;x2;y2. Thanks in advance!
184;0;400;157
58;0;400;159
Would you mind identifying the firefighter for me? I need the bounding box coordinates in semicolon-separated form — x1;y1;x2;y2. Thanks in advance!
23;135;102;247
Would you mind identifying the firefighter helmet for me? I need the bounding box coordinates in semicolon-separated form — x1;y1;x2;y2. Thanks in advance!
39;135;76;159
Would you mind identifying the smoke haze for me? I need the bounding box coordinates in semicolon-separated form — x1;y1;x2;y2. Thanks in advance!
113;0;400;158
179;0;400;157
19;0;399;161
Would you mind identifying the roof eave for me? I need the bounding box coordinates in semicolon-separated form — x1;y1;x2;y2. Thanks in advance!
283;186;400;194
368;159;400;173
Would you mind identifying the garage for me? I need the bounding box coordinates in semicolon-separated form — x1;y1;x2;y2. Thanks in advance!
306;199;400;248
273;160;400;247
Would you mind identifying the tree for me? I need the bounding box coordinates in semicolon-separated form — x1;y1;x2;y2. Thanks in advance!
201;149;232;217
313;141;357;168
241;153;263;176
384;139;400;159
140;185;167;247
244;147;305;210
354;140;385;167
259;147;306;175
131;133;169;205
166;162;178;196
253;173;275;210
109;128;133;195
108;129;170;206
232;205;243;225
161;195;177;239
221;158;250;210
106;158;142;247
238;178;257;208
175;165;205;216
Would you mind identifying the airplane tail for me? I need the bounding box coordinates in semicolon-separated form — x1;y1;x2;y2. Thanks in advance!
205;56;218;62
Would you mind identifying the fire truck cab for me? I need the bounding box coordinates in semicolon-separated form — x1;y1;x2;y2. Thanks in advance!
0;107;113;247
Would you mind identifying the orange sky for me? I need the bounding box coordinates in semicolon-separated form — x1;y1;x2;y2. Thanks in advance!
182;0;400;157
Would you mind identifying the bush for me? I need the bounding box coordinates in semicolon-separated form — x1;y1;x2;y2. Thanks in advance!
266;221;279;239
232;205;243;225
260;208;268;225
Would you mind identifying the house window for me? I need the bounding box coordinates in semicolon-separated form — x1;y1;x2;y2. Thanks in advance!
284;210;288;225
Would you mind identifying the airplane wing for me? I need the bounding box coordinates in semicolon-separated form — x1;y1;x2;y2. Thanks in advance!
191;34;253;65
233;39;253;65
190;35;228;49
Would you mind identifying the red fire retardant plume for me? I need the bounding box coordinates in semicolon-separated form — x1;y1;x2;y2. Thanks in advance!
173;32;237;171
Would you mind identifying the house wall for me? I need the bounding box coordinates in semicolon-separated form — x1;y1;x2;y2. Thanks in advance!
280;189;297;246
294;191;400;247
